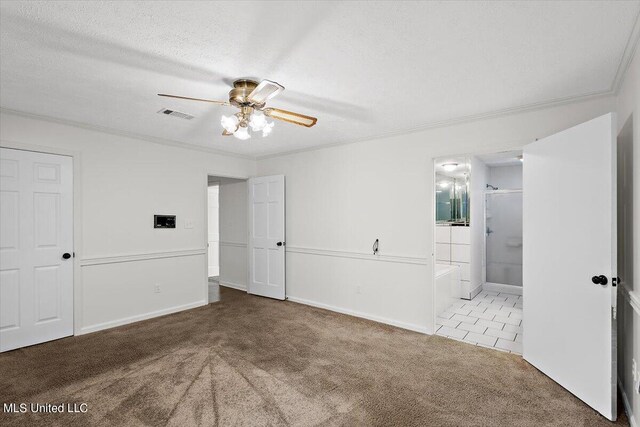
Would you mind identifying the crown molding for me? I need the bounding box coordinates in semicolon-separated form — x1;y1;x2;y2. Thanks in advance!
0;107;256;161
611;8;640;93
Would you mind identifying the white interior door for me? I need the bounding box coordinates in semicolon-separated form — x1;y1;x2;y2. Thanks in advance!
248;175;285;300
1;148;74;352
207;185;219;277
523;113;616;420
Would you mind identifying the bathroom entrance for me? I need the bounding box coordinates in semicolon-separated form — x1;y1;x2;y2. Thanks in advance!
433;150;524;354
432;114;618;421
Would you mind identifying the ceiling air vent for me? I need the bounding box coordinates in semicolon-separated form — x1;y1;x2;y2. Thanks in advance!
157;108;194;120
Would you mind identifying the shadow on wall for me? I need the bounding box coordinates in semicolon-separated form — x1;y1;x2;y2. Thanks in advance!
617;115;634;292
616;114;635;409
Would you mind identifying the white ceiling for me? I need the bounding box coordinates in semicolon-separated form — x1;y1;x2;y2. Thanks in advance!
1;1;638;158
477;150;523;167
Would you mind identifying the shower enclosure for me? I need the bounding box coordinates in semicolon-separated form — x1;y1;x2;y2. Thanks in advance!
485;190;523;287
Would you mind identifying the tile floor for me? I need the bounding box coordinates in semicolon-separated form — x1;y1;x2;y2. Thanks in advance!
436;290;523;354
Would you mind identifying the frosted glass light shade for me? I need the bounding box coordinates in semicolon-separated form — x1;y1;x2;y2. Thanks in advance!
234;126;251;140
221;115;239;133
249;111;267;131
262;121;274;137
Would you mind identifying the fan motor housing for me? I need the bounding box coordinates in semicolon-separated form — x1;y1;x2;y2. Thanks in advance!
229;79;263;108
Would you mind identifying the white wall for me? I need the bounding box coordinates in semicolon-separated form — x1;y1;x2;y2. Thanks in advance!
470;156;489;292
258;95;616;334
488;165;523;189
218;178;248;291
0;111;255;334
616;46;640;427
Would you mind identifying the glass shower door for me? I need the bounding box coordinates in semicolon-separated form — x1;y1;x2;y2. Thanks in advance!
485;191;523;287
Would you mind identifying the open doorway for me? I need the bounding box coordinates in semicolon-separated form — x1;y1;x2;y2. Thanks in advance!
430;115;618;419
207;175;248;303
207;179;220;302
433;150;524;354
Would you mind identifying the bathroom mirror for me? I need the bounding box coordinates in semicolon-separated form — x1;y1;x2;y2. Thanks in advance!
435;157;470;224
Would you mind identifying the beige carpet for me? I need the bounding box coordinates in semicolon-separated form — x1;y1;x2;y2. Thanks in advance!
0;287;628;426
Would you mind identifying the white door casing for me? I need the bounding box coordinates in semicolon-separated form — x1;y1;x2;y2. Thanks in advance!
248;175;285;300
208;185;219;277
0;148;74;352
523;113;617;420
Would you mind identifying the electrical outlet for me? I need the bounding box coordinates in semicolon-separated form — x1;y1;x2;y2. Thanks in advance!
154;284;160;293
355;285;361;294
184;219;194;229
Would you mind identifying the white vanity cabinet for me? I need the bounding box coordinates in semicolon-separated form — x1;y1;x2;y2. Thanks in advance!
435;225;472;298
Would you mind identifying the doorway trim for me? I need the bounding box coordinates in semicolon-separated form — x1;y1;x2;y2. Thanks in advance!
204;172;250;300
430;146;524;336
0;139;83;336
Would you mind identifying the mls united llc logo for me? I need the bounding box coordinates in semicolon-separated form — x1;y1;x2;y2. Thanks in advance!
3;403;88;414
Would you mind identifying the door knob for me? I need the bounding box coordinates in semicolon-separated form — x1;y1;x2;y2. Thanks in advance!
276;241;285;247
62;253;71;260
591;275;608;286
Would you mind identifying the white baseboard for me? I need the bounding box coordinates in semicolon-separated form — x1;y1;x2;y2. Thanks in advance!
460;282;483;300
286;295;429;335
483;282;523;295
619;378;637;427
219;281;247;291
470;284;482;299
79;300;208;335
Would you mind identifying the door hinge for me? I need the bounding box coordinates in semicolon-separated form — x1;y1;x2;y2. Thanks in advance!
612;306;617;320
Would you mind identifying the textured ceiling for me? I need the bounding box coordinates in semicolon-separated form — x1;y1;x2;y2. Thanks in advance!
1;1;639;158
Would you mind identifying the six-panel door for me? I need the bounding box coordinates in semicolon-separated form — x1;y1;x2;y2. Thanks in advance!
248;175;285;300
0;148;74;352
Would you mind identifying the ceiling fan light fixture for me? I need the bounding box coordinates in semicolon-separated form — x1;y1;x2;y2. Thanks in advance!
233;126;251;140
160;77;317;142
221;114;239;133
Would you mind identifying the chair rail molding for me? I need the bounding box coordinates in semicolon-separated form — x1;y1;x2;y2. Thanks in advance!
619;282;640;315
219;241;247;248
80;248;207;266
285;245;429;266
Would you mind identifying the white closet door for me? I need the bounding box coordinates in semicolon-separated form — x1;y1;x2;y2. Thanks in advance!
248;175;285;300
523;113;617;420
1;148;74;352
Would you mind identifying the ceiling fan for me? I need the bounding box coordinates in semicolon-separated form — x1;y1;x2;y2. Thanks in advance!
158;79;317;140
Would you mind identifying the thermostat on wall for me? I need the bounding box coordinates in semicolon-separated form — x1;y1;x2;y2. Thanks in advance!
154;215;176;229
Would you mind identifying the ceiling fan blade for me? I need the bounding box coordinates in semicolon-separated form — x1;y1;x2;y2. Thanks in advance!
158;94;229;105
247;80;284;104
264;108;317;127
